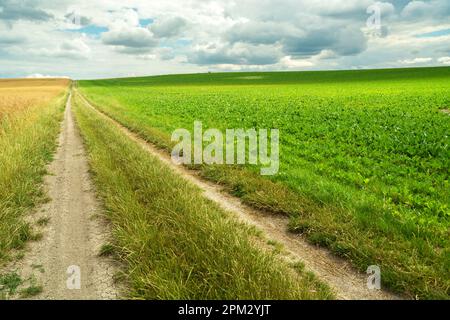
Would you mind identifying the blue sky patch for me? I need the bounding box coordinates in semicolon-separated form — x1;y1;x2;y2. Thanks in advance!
139;18;154;27
65;25;109;37
416;28;450;38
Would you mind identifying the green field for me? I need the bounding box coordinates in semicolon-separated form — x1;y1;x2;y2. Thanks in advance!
79;67;450;299
72;93;332;300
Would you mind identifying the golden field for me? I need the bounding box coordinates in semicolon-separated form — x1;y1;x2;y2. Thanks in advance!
0;79;70;119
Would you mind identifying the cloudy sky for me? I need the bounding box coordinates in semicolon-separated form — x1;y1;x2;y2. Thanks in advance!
0;0;449;79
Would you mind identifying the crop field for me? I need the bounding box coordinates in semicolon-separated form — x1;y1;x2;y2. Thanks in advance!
0;79;68;265
72;93;333;299
79;67;450;299
0;79;69;120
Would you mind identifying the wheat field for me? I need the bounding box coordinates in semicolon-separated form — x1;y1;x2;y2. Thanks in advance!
0;79;69;120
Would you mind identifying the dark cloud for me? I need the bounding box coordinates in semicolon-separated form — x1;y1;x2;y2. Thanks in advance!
189;43;282;65
102;27;158;49
115;46;155;55
29;39;91;60
226;21;298;45
0;34;25;44
64;11;91;26
226;20;367;58
282;32;334;57
389;0;412;11
150;17;187;38
0;0;52;21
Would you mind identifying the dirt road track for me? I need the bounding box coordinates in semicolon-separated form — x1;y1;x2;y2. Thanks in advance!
77;90;402;300
7;92;119;300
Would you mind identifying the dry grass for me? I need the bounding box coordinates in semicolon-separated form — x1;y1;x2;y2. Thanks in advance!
0;79;69;264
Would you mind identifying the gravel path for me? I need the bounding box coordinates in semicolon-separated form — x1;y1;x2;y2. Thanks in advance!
7;93;119;300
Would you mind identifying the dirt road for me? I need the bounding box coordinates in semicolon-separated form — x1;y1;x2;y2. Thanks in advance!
8;93;119;300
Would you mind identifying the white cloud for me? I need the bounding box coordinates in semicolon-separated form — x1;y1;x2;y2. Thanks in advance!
28;38;91;60
26;73;70;78
401;1;432;18
0;0;449;78
438;56;450;65
25;38;91;60
401;0;450;21
399;57;433;64
280;56;314;68
102;27;158;51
